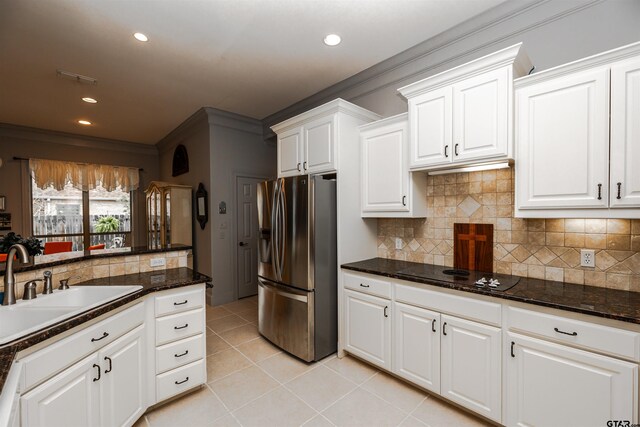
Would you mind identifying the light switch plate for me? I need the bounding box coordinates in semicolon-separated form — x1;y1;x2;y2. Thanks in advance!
150;257;166;267
580;249;595;268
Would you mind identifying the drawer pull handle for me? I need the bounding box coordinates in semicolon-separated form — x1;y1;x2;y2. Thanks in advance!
442;322;447;336
174;324;189;330
617;182;622;199
454;143;459;156
92;364;101;382
91;332;109;342
431;319;436;333
174;300;188;306
444;145;449;158
175;350;189;358
384;306;388;318
511;341;515;358
175;377;189;385
359;283;370;288
554;327;577;336
104;356;112;374
597;183;602;200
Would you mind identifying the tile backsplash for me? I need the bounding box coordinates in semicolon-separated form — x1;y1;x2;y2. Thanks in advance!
377;168;640;292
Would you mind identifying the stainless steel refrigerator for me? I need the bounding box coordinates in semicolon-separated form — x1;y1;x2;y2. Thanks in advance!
257;175;337;362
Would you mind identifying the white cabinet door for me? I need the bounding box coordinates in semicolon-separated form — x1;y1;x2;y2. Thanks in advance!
506;332;637;427
21;354;100;427
278;126;303;177
409;86;452;168
440;314;501;423
453;67;509;162
304;115;336;174
100;325;146;427
516;67;610;209
611;57;640;207
393;302;440;393
361;119;408;213
344;290;391;370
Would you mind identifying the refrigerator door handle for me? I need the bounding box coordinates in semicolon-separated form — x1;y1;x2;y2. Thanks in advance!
271;180;280;280
278;183;286;278
258;280;307;303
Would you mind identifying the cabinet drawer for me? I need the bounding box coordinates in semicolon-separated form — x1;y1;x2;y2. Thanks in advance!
156;308;204;346
156;334;204;374
20;302;144;391
156;359;205;403
155;285;204;317
395;282;501;326
343;271;391;299
507;307;640;361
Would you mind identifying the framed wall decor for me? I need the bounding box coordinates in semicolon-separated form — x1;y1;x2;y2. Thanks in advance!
172;144;189;177
195;183;208;230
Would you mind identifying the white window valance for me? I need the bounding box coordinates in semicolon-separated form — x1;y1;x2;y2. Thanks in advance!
29;158;140;192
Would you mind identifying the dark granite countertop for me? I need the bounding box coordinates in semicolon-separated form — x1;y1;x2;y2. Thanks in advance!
0;267;210;395
0;244;192;276
342;258;640;325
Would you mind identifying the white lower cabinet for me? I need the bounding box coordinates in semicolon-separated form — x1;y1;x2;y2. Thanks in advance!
392;302;440;393
506;332;638;427
344;289;391;370
440;314;501;422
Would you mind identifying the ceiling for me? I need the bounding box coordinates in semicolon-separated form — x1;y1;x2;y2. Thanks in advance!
0;0;506;145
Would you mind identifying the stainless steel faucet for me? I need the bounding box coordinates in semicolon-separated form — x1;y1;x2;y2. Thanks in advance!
2;244;30;306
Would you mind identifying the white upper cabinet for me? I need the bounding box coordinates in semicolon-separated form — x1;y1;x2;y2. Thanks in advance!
515;41;640;218
399;43;531;171
610;56;640;207
272;99;380;178
516;67;610;210
360;113;427;217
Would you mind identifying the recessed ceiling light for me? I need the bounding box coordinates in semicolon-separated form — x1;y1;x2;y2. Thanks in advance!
82;97;97;104
323;34;341;46
133;32;148;42
78;120;92;125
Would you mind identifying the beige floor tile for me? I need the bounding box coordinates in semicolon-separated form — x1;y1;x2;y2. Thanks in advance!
361;372;427;413
324;355;378;384
210;365;279;411
322;388;407;427
398;416;428;426
206;305;233;321
303;414;335;427
236;337;281;362
146;387;227;427
411;397;491;427
223;298;258;314
208;315;248;334
286;365;357;411
232;386;317;427
218;323;260;346
210;414;241;427
206;331;232;355
206;348;252;382
236;308;259;324
257;352;316;383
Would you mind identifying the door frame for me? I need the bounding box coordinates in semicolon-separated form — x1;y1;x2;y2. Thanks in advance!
232;172;273;301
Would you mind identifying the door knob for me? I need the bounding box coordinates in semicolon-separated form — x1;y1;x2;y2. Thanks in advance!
239;242;248;246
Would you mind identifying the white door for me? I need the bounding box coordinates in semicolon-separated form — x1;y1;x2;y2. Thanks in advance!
21;354;100;427
393;302;440;393
453;67;509;162
304;115;336;174
506;332;637;427
440;314;501;423
236;176;262;298
278;126;303;177
409;86;452;168
516;67;610;209
610;57;640;207
344;290;391;370
99;325;145;427
361;119;408;213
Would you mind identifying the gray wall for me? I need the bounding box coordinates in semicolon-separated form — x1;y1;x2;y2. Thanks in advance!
263;0;640;131
0;124;159;245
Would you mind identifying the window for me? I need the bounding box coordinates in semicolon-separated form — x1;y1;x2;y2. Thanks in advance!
32;180;133;252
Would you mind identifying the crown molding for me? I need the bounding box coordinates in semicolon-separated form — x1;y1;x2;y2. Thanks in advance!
0;123;158;156
155;108;210;153
205;108;263;136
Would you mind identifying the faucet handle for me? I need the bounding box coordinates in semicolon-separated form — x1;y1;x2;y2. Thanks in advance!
58;276;76;290
23;279;42;300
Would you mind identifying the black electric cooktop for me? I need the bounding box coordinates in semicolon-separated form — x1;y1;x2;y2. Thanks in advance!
396;264;520;292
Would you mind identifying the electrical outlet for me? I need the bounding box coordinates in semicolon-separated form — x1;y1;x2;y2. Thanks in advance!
395;238;403;250
150;257;166;267
581;249;595;268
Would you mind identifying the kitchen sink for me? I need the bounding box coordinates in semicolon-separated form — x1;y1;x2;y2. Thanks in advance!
0;285;141;345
